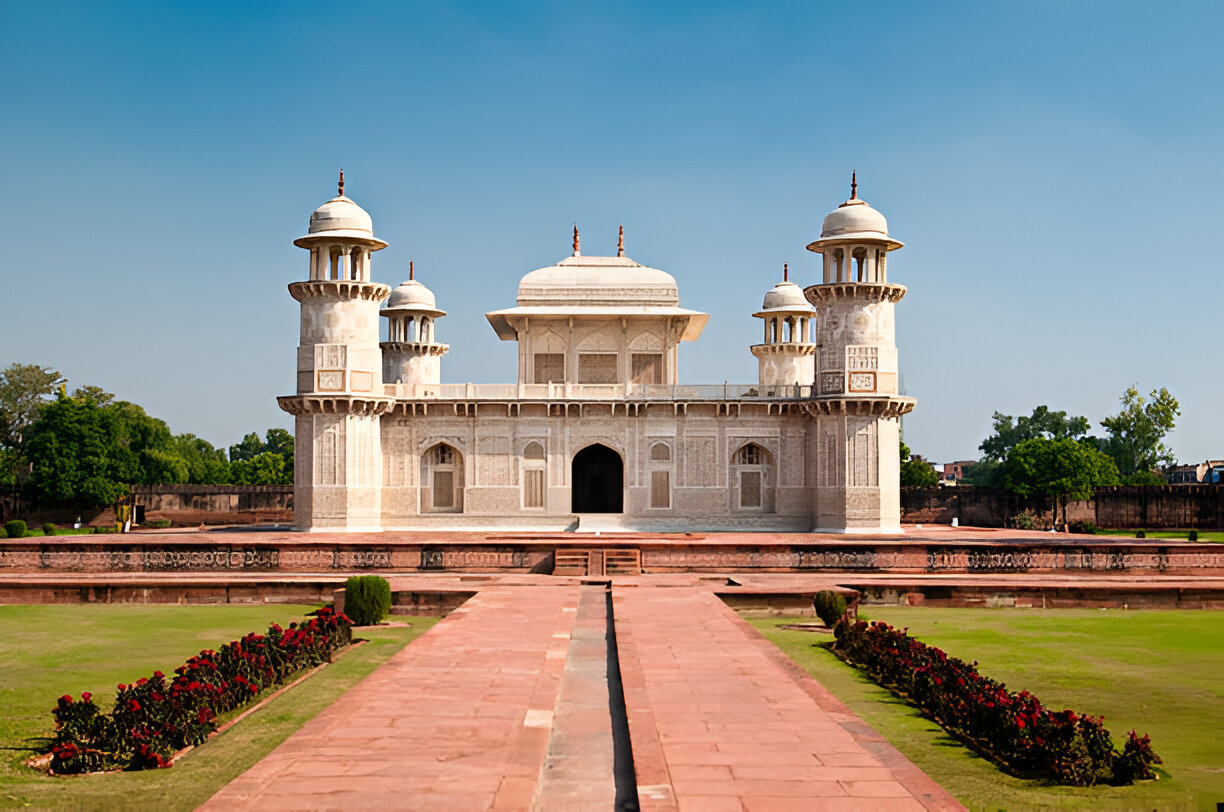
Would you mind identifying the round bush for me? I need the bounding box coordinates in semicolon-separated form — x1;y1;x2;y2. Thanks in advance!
1188;529;1199;541
812;589;847;627
43;522;57;536
4;520;27;539
1135;529;1146;539
344;575;392;626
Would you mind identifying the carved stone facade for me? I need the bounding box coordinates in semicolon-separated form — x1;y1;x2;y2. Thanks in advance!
280;176;915;532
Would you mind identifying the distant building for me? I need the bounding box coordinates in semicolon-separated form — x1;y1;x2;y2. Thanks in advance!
1167;461;1224;484
941;460;977;485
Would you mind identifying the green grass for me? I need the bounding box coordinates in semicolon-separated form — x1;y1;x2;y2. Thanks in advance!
751;609;1224;810
1094;528;1224;543
0;604;439;809
3;528;110;538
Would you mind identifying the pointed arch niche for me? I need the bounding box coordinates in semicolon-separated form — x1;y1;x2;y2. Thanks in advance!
421;442;464;513
731;442;775;513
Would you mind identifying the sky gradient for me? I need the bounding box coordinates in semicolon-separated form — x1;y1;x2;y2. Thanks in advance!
3;1;1221;465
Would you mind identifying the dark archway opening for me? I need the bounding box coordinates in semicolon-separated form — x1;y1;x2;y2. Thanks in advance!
571;444;624;513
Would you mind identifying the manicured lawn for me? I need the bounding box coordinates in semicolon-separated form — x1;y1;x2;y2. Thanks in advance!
2;528;100;538
751;608;1224;810
1094;528;1224;542
0;604;439;808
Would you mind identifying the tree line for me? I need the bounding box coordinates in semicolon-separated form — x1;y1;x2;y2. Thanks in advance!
0;363;293;509
902;385;1180;525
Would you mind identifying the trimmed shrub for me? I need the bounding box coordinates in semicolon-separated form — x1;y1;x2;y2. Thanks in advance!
48;607;351;773
1188;529;1199;541
1011;512;1037;530
152;519;173;528
1135;529;1146;539
344;575;392;626
812;590;847;627
1068;520;1098;535
832;619;1160;785
4;520;27;539
43;522;58;536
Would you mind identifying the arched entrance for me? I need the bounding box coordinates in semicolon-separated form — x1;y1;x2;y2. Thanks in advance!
571;444;623;513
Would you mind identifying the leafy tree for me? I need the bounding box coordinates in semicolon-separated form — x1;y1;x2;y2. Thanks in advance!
71;385;115;406
961;458;1004;488
174;434;230;484
228;432;265;463
230;451;292;485
1003;438;1119;527
24;392;136;508
1099;386;1179;481
228;428;293;484
108;401;188;485
0;364;66;483
979;406;1093;461
899;441;939;487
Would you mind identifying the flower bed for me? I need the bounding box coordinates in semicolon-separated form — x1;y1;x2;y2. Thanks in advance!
832;618;1161;786
47;606;352;773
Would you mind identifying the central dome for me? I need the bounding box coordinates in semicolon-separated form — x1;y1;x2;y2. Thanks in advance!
516;255;680;307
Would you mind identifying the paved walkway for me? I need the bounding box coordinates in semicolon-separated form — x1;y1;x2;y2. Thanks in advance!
203;586;581;810
204;584;962;811
614;588;959;811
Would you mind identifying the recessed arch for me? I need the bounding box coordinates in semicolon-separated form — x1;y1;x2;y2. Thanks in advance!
731;442;775;513
421;442;463;513
571;444;623;513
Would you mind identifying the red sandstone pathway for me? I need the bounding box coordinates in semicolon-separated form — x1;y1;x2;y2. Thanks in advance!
204;584;962;811
614;587;962;811
202;586;580;810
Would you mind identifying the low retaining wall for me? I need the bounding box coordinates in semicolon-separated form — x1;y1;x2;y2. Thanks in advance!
902;485;1224;529
3;537;1223;576
851;583;1224;611
0;579;338;606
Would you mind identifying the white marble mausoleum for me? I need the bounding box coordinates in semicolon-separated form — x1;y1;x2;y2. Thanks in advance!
278;173;915;532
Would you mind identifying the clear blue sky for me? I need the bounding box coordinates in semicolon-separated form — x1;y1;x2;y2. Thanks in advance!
3;1;1221;464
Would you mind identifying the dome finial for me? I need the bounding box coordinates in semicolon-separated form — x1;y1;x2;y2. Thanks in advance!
617;225;624;257
338;169;345;197
783;262;789;282
409;260;414;281
573;224;580;256
850;170;857;200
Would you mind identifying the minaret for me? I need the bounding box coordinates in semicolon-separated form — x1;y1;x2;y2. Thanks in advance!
277;172;392;531
803;174;915;532
381;262;449;391
750;263;817;393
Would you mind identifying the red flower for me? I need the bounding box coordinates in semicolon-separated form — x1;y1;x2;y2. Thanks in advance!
81;691;91;702
1017;717;1026;729
129;700;141;712
60;694;72;703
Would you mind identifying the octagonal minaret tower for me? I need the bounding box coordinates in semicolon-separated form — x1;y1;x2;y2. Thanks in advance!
751;263;817;394
278;172;392;531
803;175;915;532
381;262;449;391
